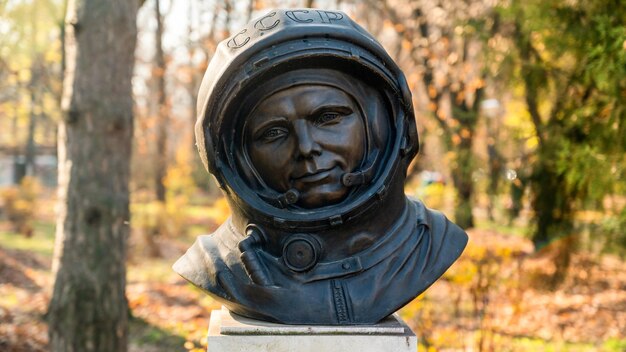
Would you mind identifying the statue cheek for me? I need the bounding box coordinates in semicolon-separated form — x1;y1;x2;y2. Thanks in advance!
250;142;296;190
346;136;366;170
318;118;365;165
335;120;366;170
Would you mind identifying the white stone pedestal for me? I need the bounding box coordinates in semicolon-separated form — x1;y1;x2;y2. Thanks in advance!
207;307;417;352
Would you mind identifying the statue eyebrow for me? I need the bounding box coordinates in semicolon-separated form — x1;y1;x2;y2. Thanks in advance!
250;116;288;137
309;104;353;117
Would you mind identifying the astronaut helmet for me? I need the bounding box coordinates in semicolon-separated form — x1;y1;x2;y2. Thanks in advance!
195;9;419;234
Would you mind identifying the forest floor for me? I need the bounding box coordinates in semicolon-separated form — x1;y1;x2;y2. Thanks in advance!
1;200;625;351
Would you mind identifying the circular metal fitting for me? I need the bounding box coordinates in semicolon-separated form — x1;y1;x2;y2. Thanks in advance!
282;233;321;272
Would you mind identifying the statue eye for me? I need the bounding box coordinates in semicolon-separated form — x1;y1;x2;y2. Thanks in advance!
260;127;288;142
316;111;341;126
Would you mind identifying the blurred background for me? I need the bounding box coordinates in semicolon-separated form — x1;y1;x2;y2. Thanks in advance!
0;0;625;351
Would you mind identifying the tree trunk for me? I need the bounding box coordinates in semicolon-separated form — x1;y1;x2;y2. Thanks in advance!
486;117;503;221
154;0;168;203
451;133;475;229
246;0;255;22
23;61;40;181
48;1;139;351
530;149;574;248
11;81;25;183
24;91;37;177
449;92;481;230
186;0;199;144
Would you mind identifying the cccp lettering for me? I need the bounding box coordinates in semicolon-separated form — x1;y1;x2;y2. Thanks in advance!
286;10;314;23
255;12;280;31
317;10;343;23
227;29;250;49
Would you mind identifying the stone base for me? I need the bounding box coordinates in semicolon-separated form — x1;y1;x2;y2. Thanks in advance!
207;307;417;352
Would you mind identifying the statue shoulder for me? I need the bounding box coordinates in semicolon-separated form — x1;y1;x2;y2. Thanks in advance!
411;198;467;237
172;220;240;291
411;199;469;272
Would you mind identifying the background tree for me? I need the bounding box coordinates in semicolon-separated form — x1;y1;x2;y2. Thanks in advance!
153;0;168;203
497;0;626;281
370;0;495;228
0;0;62;182
47;0;140;350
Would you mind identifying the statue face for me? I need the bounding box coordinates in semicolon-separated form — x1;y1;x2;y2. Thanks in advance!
245;85;366;208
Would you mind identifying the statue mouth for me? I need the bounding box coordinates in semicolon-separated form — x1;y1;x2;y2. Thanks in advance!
292;166;336;184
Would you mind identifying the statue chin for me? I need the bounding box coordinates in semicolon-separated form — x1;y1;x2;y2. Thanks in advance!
295;184;349;209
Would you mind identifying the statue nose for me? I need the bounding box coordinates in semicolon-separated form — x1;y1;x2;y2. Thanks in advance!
293;120;321;160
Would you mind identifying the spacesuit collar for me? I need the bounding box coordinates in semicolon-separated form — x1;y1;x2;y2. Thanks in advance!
257;199;430;283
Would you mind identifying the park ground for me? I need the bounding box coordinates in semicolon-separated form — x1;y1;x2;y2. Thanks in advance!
1;191;626;352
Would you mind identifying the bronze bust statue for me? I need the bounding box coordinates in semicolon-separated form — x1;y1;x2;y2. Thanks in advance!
174;9;468;325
